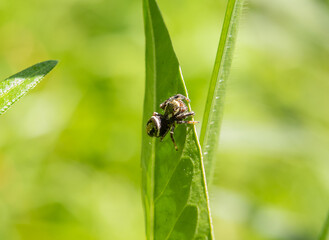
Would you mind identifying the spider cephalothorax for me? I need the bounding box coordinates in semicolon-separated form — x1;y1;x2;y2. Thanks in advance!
146;94;198;151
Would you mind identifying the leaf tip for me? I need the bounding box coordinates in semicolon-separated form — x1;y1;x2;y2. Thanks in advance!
43;59;59;69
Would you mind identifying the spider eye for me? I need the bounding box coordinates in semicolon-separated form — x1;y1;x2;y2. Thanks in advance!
146;116;161;137
146;121;157;136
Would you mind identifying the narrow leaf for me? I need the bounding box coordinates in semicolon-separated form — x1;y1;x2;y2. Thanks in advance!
141;0;214;239
0;60;58;115
200;0;244;182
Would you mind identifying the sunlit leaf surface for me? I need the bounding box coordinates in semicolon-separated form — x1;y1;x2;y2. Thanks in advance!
141;0;213;239
0;60;58;115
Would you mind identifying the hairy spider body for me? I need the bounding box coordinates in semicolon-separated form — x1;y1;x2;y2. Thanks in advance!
146;94;198;151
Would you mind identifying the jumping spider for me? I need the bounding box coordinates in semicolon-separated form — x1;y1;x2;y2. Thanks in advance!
146;94;198;151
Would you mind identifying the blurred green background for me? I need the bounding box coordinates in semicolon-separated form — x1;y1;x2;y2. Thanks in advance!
0;0;328;239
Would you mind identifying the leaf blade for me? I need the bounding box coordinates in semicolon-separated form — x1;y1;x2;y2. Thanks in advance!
0;60;58;115
141;0;214;239
200;0;244;182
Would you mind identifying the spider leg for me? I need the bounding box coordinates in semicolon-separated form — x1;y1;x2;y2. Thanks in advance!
170;124;178;151
160;130;168;142
153;112;162;117
160;94;190;109
160;100;169;110
159;123;171;141
177;120;199;125
176;111;195;120
172;94;190;103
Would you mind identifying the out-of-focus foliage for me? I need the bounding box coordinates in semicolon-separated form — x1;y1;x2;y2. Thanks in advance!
0;0;328;240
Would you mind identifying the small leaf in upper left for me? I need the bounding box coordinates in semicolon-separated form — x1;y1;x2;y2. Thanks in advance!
0;60;58;115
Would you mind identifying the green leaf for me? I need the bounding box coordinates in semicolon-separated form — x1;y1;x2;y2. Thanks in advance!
0;60;58;115
141;0;214;239
200;0;244;182
319;211;329;240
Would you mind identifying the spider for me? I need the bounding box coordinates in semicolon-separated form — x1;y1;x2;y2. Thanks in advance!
146;94;198;151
